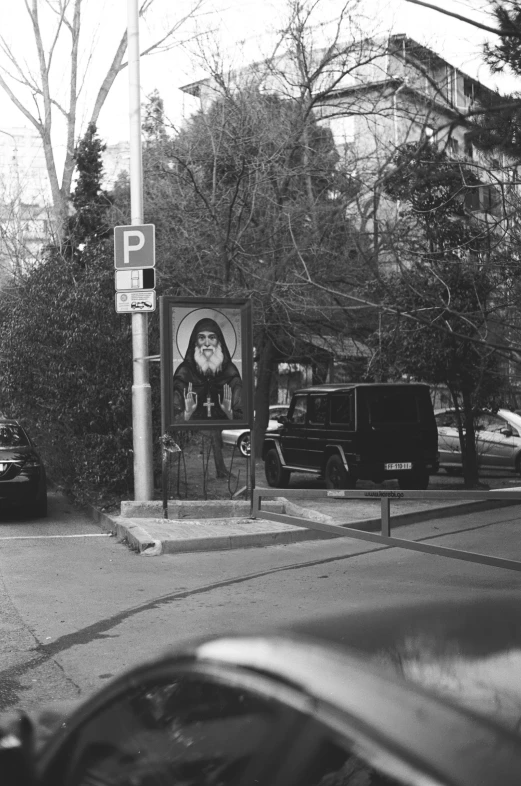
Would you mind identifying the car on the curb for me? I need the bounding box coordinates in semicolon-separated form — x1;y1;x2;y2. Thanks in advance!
263;383;438;490
0;418;47;517
221;404;289;457
436;407;521;475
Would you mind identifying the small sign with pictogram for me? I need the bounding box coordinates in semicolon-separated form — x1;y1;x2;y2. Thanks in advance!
115;290;156;313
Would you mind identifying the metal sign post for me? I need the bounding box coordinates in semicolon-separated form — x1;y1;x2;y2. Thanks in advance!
126;0;153;500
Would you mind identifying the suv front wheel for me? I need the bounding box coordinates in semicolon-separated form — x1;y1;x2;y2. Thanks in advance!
265;449;291;488
325;454;356;490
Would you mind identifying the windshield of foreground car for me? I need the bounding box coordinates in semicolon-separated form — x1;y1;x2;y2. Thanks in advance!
0;425;29;448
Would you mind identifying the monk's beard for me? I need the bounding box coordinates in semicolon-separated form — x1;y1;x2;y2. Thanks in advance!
194;344;224;376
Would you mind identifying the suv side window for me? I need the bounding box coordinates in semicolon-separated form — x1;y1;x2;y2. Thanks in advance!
330;393;354;429
309;396;327;425
289;395;307;425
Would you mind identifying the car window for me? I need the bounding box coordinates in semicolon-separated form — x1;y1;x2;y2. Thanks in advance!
0;425;29;447
309;396;327;425
366;390;426;425
478;414;507;433
270;407;288;421
47;676;297;786
289;396;307;425
435;411;457;428
330;393;354;428
297;724;437;786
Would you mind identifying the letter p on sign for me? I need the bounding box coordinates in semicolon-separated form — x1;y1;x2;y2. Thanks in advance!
114;224;155;269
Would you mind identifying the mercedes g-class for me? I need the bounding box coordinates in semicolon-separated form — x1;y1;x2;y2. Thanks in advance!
262;383;438;490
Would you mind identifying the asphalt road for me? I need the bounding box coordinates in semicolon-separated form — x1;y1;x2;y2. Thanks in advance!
1;489;521;723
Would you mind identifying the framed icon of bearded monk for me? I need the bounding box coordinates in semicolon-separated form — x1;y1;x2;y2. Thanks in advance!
160;297;253;431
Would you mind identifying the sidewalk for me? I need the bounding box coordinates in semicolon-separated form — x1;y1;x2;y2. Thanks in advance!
89;479;520;555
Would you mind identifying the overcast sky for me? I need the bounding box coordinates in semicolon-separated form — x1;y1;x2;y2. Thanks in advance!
0;0;519;148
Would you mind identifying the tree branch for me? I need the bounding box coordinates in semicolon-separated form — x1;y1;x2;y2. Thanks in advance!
404;0;517;37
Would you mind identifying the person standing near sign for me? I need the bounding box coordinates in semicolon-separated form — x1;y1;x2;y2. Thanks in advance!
172;318;243;422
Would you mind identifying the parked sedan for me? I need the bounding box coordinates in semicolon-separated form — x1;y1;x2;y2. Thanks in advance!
0;418;47;517
436;407;521;475
222;405;289;457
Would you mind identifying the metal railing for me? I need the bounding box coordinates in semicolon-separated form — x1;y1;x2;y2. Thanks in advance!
252;487;521;572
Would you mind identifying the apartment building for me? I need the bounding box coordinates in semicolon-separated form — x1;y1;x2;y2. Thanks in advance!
182;34;511;261
180;34;514;383
317;35;509;257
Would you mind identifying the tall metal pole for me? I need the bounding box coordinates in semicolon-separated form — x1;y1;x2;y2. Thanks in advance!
128;0;154;500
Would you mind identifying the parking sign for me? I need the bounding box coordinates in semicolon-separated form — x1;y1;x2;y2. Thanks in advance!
114;224;155;268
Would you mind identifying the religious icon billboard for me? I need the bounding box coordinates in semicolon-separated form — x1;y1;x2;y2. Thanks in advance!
160;297;253;431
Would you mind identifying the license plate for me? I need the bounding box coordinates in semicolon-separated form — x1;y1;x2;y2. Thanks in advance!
385;462;412;471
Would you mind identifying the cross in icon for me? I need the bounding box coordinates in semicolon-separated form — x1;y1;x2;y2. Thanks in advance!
203;396;214;417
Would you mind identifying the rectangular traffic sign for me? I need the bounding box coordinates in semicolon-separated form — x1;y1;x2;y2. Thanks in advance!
115;290;156;313
114;224;155;269
115;268;155;291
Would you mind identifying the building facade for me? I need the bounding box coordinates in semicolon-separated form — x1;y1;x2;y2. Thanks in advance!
0;127;130;286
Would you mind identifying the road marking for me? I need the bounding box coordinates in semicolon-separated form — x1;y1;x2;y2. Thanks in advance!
0;533;112;540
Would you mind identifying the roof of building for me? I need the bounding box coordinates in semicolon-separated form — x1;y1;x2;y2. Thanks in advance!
180;34;499;104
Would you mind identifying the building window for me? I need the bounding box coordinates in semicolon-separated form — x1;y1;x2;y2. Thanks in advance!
446;66;455;104
448;137;459;156
482;184;501;215
465;185;501;215
455;73;466;107
464;133;474;159
463;77;475;101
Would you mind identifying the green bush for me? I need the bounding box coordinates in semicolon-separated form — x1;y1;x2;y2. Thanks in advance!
0;241;136;503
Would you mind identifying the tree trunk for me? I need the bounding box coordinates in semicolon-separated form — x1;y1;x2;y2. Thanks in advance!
211;431;228;478
460;389;480;488
253;332;277;458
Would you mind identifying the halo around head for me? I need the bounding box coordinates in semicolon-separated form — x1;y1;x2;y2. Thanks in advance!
176;308;237;360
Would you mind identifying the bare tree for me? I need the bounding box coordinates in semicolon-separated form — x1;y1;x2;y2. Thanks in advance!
0;0;205;240
139;0;429;452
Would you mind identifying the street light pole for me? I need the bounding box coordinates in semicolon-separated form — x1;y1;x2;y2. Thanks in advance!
128;0;154;500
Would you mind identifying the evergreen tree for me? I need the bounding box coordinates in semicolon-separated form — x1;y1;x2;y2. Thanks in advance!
63;123;113;266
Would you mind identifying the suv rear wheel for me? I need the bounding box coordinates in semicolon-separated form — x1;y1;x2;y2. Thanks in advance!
325;455;355;490
265;449;291;488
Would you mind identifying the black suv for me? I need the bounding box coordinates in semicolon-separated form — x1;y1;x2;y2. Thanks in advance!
262;383;438;490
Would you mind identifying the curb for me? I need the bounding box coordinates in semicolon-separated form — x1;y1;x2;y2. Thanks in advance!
85;496;518;556
86;505;161;553
159;525;333;554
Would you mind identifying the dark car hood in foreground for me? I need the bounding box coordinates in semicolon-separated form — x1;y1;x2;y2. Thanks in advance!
286;595;521;733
